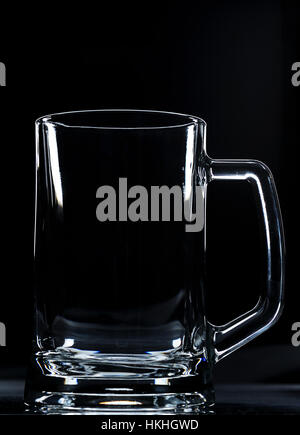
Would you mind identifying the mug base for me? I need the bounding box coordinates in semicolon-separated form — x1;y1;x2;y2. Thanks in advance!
24;350;215;414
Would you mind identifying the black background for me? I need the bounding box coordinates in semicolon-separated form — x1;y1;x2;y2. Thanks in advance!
0;0;299;384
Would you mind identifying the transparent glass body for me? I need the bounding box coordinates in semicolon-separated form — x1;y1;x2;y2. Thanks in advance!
25;110;285;414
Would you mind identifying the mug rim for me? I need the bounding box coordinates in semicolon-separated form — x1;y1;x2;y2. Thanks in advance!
36;109;206;130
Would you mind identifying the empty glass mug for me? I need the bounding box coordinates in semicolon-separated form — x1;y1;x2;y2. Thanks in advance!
25;110;285;413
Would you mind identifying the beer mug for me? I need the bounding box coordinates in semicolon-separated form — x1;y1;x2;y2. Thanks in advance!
25;110;285;413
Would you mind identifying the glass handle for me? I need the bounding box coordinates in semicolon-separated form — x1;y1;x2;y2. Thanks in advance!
207;158;285;362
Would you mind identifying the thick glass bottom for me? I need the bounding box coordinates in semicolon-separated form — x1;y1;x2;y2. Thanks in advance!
24;350;215;414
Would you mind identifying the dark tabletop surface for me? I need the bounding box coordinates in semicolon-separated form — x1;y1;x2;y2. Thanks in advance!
0;380;299;415
0;345;299;416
